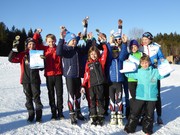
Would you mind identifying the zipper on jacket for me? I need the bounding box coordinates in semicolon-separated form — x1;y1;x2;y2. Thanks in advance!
67;66;71;75
115;59;119;82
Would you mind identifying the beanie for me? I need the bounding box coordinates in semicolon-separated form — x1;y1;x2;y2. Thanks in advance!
129;39;139;48
25;37;35;46
142;32;153;40
65;31;76;44
113;32;121;39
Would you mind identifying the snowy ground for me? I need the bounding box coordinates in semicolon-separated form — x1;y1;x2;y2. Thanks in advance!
0;57;180;135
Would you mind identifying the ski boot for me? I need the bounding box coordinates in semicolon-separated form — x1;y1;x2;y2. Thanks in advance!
157;116;163;125
27;110;35;123
36;109;42;123
90;115;98;126
58;109;65;120
76;110;85;121
117;112;124;126
96;115;104;126
70;112;77;125
110;111;117;125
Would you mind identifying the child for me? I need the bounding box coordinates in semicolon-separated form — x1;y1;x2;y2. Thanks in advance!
8;37;43;123
33;31;64;120
56;27;87;124
81;33;108;126
113;19;130;118
124;55;169;135
127;39;142;117
139;32;165;124
106;34;128;125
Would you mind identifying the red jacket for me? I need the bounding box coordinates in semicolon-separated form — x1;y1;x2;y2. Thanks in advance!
33;33;63;77
82;44;107;88
8;50;41;84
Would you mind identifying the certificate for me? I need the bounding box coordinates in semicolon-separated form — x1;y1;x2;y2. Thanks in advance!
30;50;44;69
158;59;174;76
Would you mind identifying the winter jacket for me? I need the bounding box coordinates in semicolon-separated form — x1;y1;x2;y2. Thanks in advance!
33;33;63;77
128;51;143;82
125;66;168;101
106;43;128;83
139;42;164;67
8;50;41;84
56;38;89;78
82;44;108;88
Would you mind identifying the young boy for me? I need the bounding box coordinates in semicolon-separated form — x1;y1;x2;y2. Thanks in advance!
8;37;43;123
56;27;87;124
33;30;64;120
106;34;128;125
140;32;165;124
124;55;169;135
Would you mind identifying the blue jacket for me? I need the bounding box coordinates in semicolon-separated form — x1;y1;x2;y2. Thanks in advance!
56;39;89;78
125;66;168;101
139;42;164;67
106;43;128;82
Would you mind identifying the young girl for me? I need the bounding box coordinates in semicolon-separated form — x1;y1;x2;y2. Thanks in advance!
124;55;169;135
8;37;43;123
33;31;64;120
81;34;108;126
127;39;142;117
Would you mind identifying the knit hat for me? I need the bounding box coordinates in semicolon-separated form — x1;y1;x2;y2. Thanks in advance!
129;39;139;48
113;32;121;39
142;32;153;40
65;31;76;44
25;37;35;46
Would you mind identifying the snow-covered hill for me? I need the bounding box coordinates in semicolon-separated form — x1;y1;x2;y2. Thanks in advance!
0;57;180;135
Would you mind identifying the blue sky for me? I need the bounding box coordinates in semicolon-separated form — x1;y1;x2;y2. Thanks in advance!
1;0;180;41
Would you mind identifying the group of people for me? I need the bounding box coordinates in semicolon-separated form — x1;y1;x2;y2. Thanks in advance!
8;18;170;135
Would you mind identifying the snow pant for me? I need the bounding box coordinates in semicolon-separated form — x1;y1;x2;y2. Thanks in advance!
109;82;123;112
46;75;63;114
125;100;156;134
128;82;137;115
156;80;162;117
89;85;105;116
104;83;109;113
65;77;81;113
23;83;43;111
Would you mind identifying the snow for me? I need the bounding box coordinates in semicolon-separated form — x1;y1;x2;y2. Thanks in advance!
0;56;180;135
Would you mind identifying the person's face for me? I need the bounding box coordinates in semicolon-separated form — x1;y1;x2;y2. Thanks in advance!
68;39;77;47
115;38;122;45
140;60;150;69
27;42;35;50
141;37;151;46
90;51;98;60
131;45;138;53
46;37;55;47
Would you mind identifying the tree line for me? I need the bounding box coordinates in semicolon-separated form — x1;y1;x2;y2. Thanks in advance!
0;22;180;57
